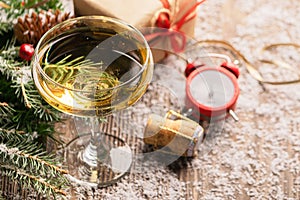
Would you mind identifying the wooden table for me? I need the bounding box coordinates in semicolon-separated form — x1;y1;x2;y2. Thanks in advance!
2;0;300;199
65;0;300;197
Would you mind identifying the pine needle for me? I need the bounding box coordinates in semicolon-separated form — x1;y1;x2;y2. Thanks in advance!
0;38;60;131
0;0;69;198
0;129;69;198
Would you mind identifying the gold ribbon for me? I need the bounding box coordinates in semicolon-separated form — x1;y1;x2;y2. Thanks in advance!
191;40;300;85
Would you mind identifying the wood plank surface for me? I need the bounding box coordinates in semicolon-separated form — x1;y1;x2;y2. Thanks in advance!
2;0;300;199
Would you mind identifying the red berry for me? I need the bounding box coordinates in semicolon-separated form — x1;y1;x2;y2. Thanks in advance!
19;44;34;61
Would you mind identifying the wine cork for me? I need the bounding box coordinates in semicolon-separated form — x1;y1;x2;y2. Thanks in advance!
144;111;204;157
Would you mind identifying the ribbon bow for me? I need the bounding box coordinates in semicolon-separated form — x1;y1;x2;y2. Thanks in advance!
145;0;206;53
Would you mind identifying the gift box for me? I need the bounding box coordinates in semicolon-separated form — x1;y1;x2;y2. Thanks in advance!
73;0;204;62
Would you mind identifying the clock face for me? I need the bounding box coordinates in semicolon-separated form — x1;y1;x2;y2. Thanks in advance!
188;69;235;108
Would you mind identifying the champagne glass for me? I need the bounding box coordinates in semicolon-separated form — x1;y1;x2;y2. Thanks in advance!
32;16;153;187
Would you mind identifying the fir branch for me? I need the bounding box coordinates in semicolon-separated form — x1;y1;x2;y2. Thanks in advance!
29;0;52;9
18;147;68;175
0;102;15;125
0;166;67;197
0;0;63;22
20;74;31;108
0;38;60;132
0;39;22;79
0;0;71;198
42;54;119;91
12;78;60;122
43;55;102;84
0;22;12;36
0;129;69;198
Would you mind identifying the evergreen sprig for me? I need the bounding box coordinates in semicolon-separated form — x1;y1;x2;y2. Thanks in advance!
0;39;60;132
0;102;14;125
0;1;70;197
0;39;22;78
0;128;68;198
0;0;63;21
0;21;11;36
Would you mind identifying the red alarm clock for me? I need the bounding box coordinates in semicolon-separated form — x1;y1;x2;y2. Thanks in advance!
184;53;240;122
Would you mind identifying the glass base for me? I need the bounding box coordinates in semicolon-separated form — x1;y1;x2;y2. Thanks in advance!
63;133;132;188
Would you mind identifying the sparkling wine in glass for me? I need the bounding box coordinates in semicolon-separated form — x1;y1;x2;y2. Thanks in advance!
32;16;153;187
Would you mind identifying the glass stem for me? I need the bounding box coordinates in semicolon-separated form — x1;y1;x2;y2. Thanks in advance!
82;117;101;167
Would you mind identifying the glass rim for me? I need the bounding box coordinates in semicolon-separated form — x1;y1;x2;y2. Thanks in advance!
32;15;152;93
